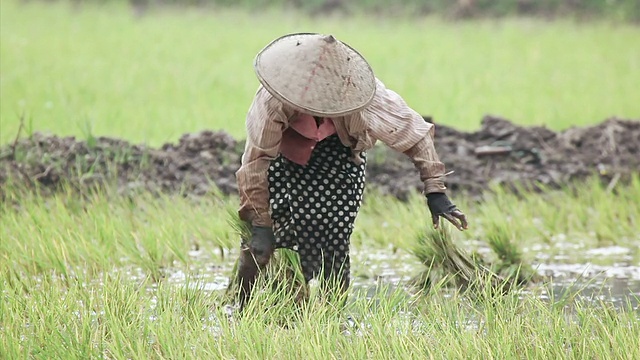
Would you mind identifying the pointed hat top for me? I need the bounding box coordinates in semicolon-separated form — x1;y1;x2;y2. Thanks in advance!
254;33;376;117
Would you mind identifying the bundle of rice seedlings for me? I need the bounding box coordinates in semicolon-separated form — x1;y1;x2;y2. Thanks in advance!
410;223;509;295
224;210;308;305
483;219;542;285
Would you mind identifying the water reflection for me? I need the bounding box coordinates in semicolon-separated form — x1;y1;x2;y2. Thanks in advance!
535;263;640;311
169;246;640;311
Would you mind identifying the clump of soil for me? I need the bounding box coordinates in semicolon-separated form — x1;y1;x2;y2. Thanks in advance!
367;115;640;200
1;116;638;201
0;130;243;199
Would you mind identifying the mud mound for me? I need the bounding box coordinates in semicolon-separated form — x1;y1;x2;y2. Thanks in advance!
1;116;638;201
0;130;242;198
367;115;640;199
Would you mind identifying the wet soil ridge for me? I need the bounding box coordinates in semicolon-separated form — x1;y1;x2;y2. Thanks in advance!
367;116;640;199
1;116;638;199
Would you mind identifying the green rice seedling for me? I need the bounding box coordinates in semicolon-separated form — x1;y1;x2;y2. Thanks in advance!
471;176;640;263
224;209;308;306
2;266;639;359
354;189;427;249
351;175;639;294
153;276;213;326
482;216;540;285
0;186;241;281
3;181;640;359
409;223;509;296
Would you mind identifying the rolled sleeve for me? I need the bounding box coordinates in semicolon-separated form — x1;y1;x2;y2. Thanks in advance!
365;80;447;194
235;86;286;227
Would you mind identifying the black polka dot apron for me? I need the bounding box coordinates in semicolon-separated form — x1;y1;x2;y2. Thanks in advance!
268;134;366;285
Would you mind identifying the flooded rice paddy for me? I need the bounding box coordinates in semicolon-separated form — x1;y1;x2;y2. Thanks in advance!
160;242;640;312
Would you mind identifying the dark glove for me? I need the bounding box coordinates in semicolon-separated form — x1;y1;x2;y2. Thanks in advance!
426;193;468;231
249;226;275;259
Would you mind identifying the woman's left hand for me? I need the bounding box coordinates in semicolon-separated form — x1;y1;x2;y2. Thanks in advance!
426;192;468;231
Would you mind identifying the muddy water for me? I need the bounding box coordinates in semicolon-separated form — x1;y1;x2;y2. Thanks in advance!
535;263;640;310
547;245;639;310
167;245;640;311
352;248;640;311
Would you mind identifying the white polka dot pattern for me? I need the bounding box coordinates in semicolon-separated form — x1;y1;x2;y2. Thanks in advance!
268;135;366;285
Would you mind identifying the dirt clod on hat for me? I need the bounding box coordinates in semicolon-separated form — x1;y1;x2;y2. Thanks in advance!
254;33;377;117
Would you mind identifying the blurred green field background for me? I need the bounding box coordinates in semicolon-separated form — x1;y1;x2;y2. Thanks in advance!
1;1;639;146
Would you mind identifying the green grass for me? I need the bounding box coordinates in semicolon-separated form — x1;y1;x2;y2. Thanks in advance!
2;271;639;359
2;1;639;146
3;176;637;279
1;179;639;358
355;177;640;263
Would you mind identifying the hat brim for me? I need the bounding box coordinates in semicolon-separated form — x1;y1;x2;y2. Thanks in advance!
254;33;376;117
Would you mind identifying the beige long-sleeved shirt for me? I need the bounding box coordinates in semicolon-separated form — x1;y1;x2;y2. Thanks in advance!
236;78;447;227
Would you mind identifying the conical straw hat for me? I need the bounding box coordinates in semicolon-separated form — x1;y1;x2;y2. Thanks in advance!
254;33;376;117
